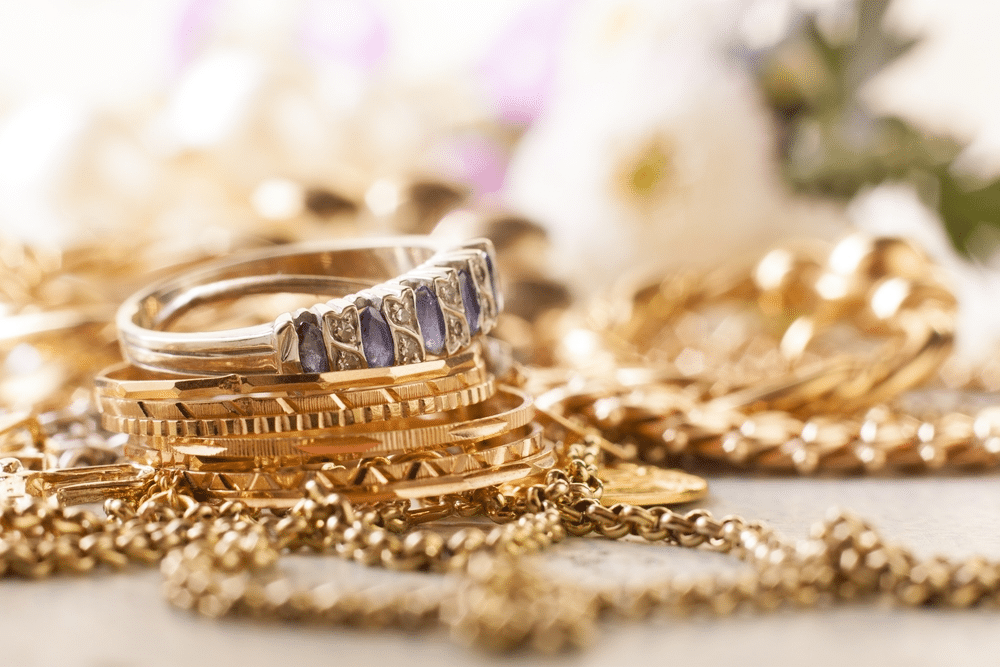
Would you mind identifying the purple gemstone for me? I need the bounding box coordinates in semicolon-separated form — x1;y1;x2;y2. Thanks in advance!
415;286;446;355
458;269;481;334
360;304;395;367
295;313;330;373
484;252;499;303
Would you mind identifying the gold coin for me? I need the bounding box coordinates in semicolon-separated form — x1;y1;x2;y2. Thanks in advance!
599;463;707;506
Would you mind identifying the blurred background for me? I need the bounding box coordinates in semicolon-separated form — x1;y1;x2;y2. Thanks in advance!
3;0;1000;411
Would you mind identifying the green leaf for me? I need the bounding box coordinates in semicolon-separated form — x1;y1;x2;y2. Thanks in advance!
752;0;997;258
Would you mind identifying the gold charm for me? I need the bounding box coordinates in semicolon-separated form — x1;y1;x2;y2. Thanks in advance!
599;463;707;506
18;463;154;505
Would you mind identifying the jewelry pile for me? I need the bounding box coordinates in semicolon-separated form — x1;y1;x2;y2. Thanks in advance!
2;227;1000;652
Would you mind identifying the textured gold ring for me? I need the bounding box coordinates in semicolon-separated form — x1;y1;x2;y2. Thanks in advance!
117;237;501;375
173;423;552;505
102;378;496;438
129;386;535;458
97;363;491;421
94;346;486;400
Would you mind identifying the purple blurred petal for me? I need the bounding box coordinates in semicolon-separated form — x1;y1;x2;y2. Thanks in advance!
174;0;221;70
299;0;389;70
442;135;507;196
479;0;572;126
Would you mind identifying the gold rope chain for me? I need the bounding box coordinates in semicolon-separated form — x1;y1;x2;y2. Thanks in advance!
2;440;999;652
551;234;1000;475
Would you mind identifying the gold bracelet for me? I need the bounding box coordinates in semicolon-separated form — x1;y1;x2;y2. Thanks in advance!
116;238;500;375
130;387;535;458
101;378;496;438
171;423;551;505
130;414;541;473
96;363;491;421
93;345;486;400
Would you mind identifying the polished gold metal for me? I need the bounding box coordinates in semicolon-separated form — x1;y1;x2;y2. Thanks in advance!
134;387;535;458
170;423;552;505
101;377;496;438
598;463;707;506
618;236;954;412
0;412;46;453
551;235;975;474
0;235;267;413
23;463;154;505
4;436;998;654
116;238;500;375
96;362;491;421
94;345;487;399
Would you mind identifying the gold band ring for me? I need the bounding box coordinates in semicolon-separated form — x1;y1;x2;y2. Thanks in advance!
96;363;491;421
102;378;496;438
94;346;485;400
173;423;552;505
129;386;535;458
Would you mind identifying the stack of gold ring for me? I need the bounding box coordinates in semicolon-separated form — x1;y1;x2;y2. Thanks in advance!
95;237;555;506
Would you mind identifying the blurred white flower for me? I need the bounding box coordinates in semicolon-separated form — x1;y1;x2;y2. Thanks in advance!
504;0;843;294
0;0;512;243
0;96;89;244
168;50;263;149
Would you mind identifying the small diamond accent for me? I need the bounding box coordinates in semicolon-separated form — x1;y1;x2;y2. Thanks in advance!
439;279;461;307
397;335;422;363
388;301;413;326
331;315;358;344
446;316;465;349
336;352;363;371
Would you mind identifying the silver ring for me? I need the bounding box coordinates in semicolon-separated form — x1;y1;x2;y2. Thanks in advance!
116;237;501;375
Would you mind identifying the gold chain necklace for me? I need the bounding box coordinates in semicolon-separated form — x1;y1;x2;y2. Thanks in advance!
3;437;996;652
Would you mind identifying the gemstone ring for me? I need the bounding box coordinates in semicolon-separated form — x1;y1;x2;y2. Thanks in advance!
116;237;501;375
